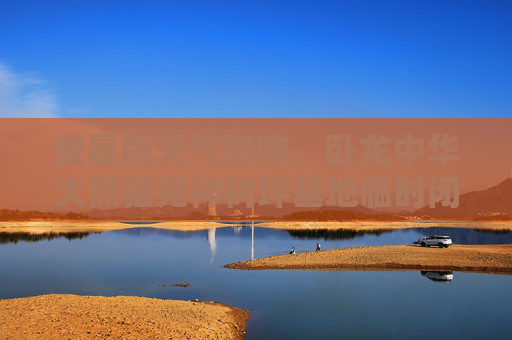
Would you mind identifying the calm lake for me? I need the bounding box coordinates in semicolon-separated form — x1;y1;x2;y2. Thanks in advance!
1;225;511;339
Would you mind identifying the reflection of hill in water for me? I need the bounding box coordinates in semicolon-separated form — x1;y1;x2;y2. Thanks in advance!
0;232;96;245
114;227;206;239
287;227;512;243
116;226;388;241
287;229;393;240
414;228;512;244
114;226;295;240
5;227;509;245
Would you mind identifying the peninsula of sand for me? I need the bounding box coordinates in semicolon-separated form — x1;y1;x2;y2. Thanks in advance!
0;294;248;339
226;244;512;275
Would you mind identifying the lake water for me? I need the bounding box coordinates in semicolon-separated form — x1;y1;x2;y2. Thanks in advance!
1;225;511;339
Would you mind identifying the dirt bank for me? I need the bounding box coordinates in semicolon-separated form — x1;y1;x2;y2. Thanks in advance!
0;294;249;340
226;244;512;274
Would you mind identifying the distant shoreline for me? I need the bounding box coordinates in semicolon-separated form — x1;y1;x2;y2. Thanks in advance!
1;220;512;235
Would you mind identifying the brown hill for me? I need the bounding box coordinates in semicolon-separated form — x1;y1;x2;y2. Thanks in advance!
86;202;380;220
412;178;512;220
0;209;90;221
282;210;406;222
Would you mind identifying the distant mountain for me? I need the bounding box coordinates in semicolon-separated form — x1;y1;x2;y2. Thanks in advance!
79;179;512;221
0;209;90;221
87;202;300;219
282;210;406;222
86;202;382;220
412;178;512;220
316;204;379;214
88;205;202;220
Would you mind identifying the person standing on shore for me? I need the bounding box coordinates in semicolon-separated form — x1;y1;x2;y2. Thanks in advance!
316;243;321;251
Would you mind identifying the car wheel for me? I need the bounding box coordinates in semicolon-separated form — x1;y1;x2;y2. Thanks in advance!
438;243;444;248
420;242;426;247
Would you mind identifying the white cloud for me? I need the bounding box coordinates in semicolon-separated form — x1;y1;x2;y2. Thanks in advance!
0;63;58;117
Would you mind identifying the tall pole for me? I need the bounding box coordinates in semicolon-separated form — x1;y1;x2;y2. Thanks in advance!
251;222;255;260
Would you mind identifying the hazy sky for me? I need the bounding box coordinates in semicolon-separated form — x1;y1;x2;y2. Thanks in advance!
1;0;511;118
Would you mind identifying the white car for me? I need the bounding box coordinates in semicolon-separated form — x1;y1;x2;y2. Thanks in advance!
417;235;452;248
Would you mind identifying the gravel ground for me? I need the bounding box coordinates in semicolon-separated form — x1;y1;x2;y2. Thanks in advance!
226;244;512;274
0;294;249;340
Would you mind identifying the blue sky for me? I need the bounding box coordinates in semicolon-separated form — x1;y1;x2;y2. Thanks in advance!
0;0;511;118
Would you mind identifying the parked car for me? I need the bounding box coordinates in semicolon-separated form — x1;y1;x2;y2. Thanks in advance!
420;271;454;282
417;235;452;248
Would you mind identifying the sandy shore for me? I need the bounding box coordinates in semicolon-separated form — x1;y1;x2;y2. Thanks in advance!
0;294;249;339
0;221;226;234
1;220;512;235
226;244;512;274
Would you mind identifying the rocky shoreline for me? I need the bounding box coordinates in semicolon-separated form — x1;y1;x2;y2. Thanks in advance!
0;294;249;339
225;244;512;274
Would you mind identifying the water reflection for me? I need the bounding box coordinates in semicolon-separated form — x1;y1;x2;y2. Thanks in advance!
287;227;512;244
0;232;96;244
1;226;511;339
420;271;454;282
287;229;393;240
415;228;512;244
2;226;511;253
221;222;257;260
207;228;217;262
